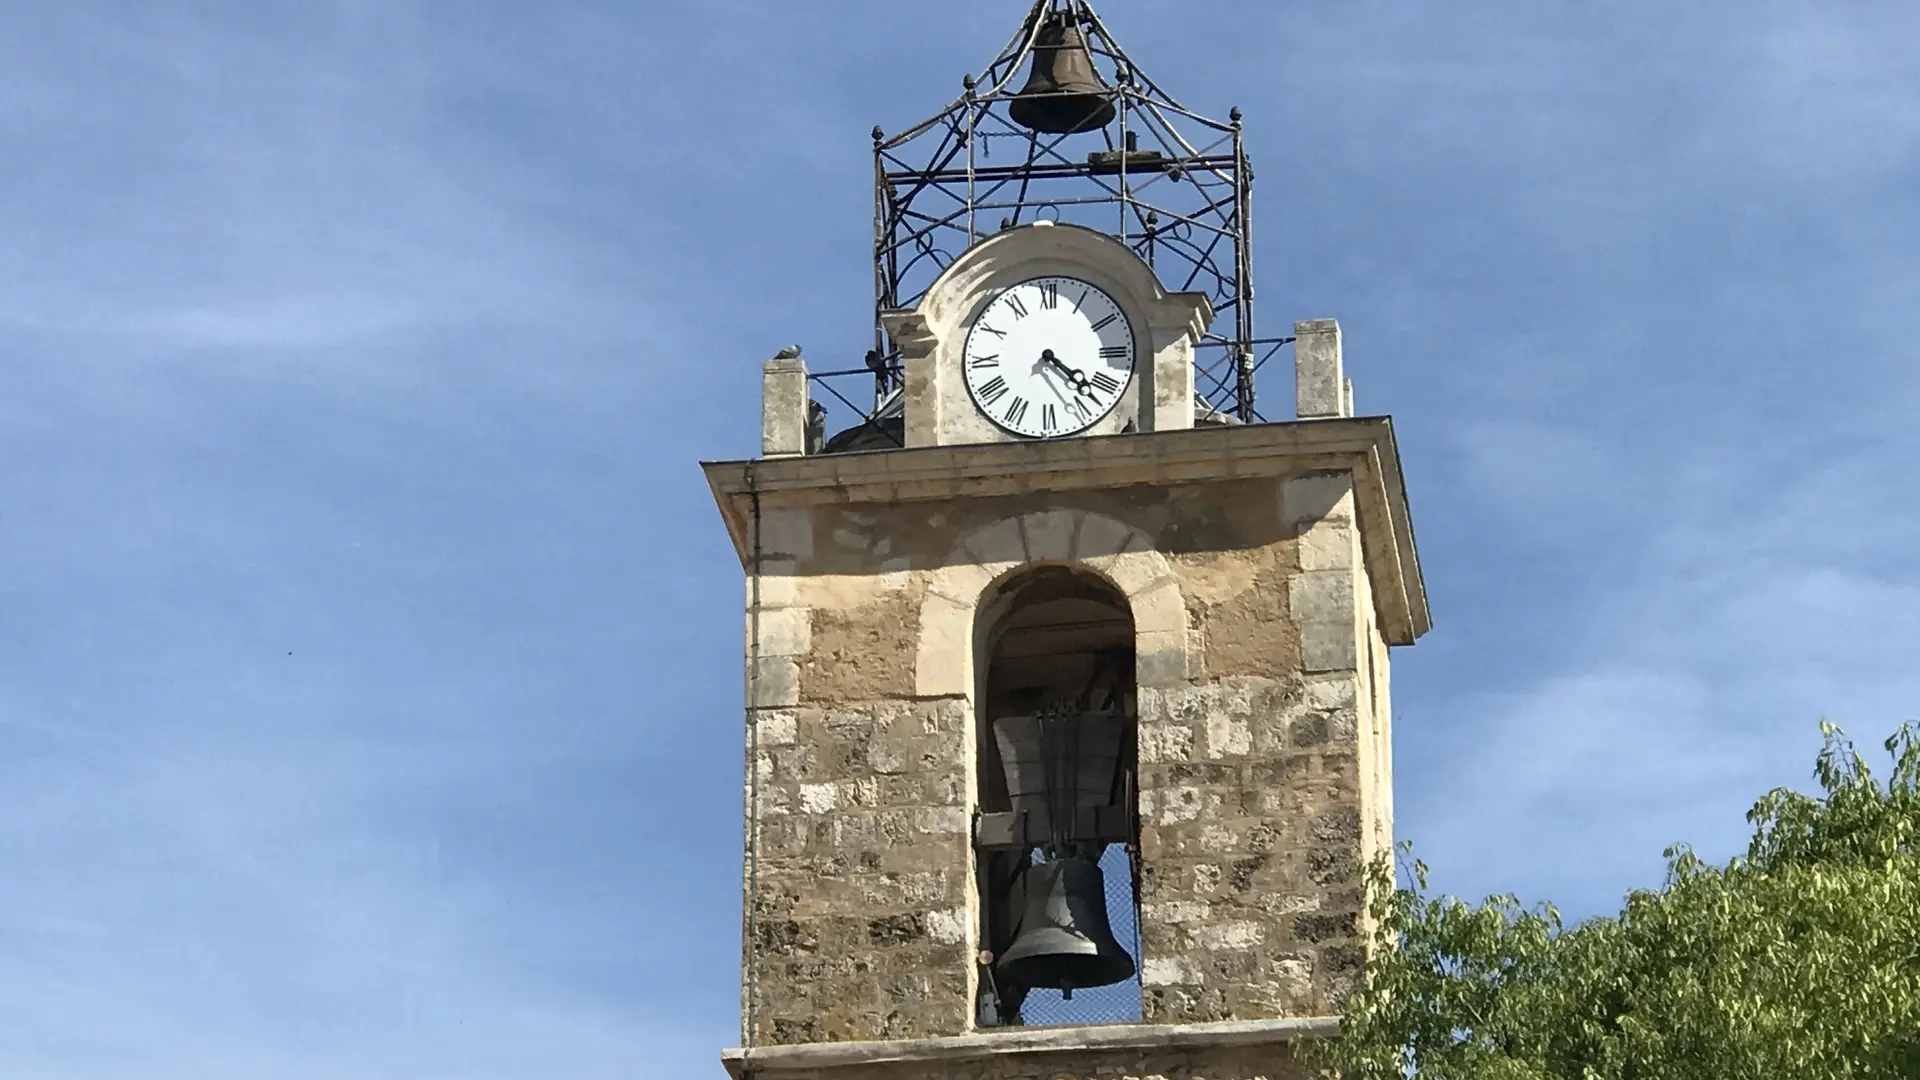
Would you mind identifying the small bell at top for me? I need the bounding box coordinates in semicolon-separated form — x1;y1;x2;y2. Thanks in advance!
1008;14;1116;135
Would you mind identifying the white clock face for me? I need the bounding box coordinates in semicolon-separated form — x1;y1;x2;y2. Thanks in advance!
961;276;1136;438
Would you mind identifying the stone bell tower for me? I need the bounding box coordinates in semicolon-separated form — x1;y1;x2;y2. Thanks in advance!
705;3;1428;1077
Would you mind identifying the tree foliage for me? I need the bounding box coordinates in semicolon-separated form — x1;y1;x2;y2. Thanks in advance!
1305;723;1920;1079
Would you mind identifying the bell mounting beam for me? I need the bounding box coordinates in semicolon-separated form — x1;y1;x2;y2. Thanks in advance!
868;0;1275;422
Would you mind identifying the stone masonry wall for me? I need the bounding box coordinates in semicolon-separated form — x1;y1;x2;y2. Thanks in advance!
746;697;975;1045
741;472;1379;1046
1134;674;1366;1022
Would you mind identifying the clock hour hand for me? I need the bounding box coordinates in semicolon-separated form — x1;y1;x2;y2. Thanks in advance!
1039;349;1094;397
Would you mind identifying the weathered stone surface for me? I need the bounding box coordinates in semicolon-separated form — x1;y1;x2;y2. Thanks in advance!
1293;318;1346;420
745;697;974;1046
733;467;1402;1050
801;593;920;704
762;356;810;457
725;1019;1327;1080
1133;675;1367;1022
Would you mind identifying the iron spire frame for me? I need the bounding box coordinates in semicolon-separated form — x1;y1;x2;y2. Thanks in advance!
864;0;1284;423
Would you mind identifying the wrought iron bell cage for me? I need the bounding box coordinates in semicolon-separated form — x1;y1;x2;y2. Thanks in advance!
865;0;1288;424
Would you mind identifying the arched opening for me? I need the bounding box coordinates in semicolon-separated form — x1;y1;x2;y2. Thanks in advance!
973;565;1143;1028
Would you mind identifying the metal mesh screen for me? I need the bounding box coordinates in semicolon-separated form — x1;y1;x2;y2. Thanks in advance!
1014;843;1144;1026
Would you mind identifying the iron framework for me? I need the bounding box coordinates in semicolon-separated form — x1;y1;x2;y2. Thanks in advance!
862;0;1288;423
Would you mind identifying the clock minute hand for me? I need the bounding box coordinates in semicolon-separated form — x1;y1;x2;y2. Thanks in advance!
1039;349;1094;397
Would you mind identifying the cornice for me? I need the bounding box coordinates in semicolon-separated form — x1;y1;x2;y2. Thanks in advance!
702;416;1430;642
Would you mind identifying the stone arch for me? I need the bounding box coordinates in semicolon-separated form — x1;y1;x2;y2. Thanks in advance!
914;509;1188;697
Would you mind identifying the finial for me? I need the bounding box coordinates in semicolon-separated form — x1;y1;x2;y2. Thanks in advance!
775;344;802;359
1230;106;1242;125
871;125;884;145
963;73;976;92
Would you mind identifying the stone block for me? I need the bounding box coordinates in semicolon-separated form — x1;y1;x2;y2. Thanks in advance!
1204;710;1251;759
752;605;812;658
1300;631;1360;675
927;559;996;607
924;907;968;945
914;594;973;697
1295;520;1358;573
1148;785;1205;825
768;743;822;783
1140;956;1193;986
762;356;809;457
1294;318;1345;419
913;806;967;836
1094;550;1173;599
747;560;800;610
1300;674;1358;710
1150;336;1197;432
1128;578;1188;636
1192;863;1223;894
750;656;801;708
1019;508;1080;562
1289;571;1355;625
1138;722;1195;763
758;508;814;560
1136;629;1192;687
752;785;791;818
755;710;797;746
961;516;1025;565
902;341;942;449
839;776;882;808
1143;899;1212;924
1281;471;1355;527
799;782;838;815
1073;511;1141;561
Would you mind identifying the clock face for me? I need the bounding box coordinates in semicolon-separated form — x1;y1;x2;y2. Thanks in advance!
960;276;1136;438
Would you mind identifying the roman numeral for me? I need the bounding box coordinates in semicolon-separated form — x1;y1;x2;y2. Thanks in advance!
1076;288;1089;312
1005;294;1029;319
978;323;1006;338
1040;282;1059;309
976;375;1010;406
969;354;1000;369
1041;403;1057;433
1090;313;1117;332
1090;371;1121;395
1100;345;1128;360
1004;396;1029;427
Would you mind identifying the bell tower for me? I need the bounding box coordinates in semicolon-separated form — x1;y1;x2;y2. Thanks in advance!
707;3;1430;1077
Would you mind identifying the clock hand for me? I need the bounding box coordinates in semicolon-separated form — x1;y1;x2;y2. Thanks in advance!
1039;349;1094;397
1036;367;1075;413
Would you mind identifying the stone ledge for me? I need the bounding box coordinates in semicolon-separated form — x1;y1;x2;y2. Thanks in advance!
719;1016;1340;1078
705;417;1393;502
703;419;1429;643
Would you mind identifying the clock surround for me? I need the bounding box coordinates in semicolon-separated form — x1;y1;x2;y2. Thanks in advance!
880;221;1214;449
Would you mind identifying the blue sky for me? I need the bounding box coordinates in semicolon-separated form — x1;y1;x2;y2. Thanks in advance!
4;1;1918;1076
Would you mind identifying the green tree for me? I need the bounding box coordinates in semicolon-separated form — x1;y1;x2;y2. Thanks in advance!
1306;723;1920;1080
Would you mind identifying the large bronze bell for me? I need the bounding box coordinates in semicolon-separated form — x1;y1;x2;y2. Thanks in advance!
1008;15;1116;134
997;856;1136;994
